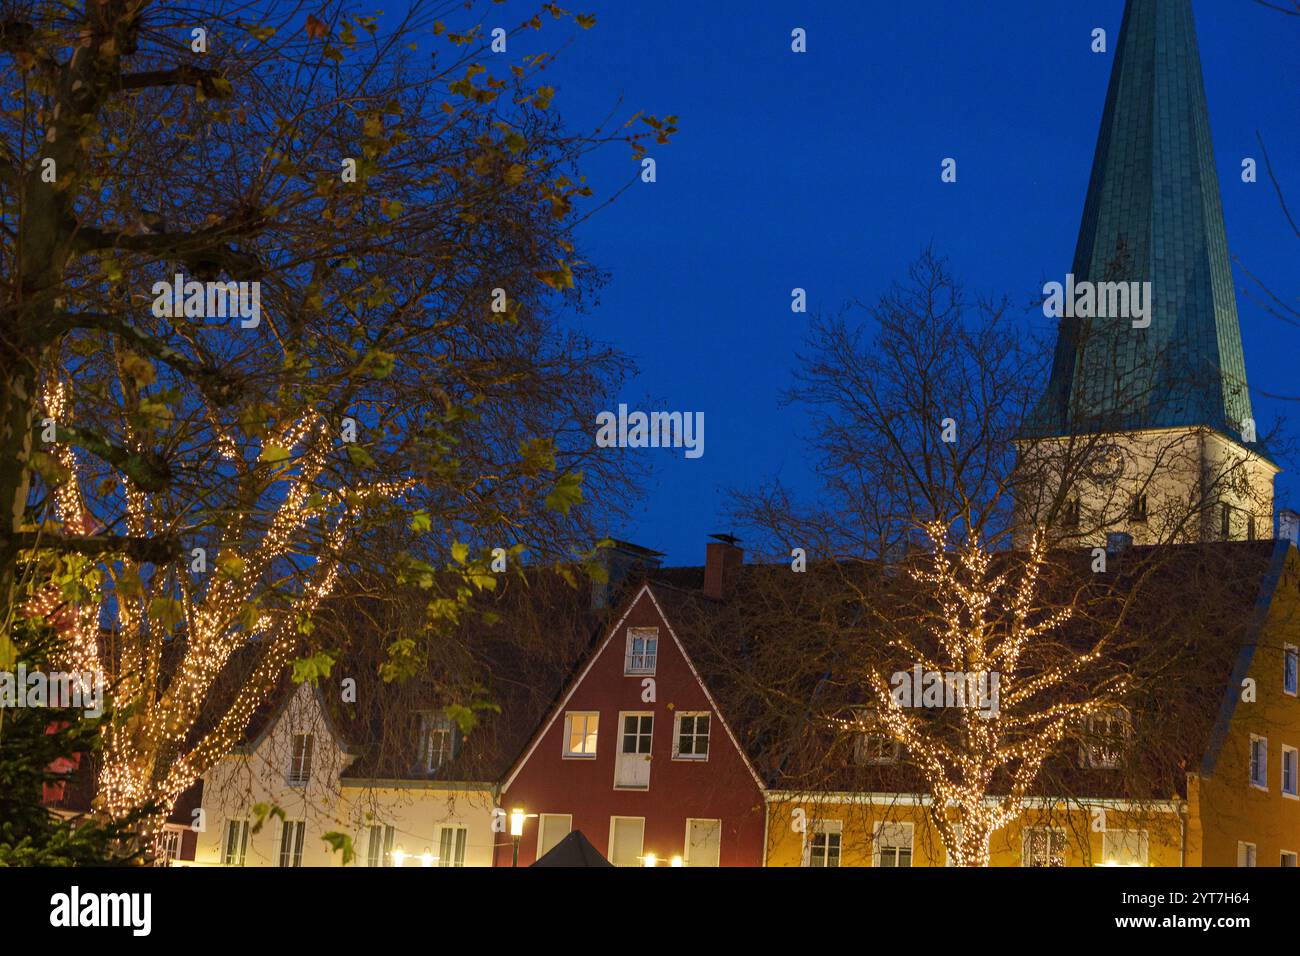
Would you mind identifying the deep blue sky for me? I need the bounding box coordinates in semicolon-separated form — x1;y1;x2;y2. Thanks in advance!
503;1;1300;565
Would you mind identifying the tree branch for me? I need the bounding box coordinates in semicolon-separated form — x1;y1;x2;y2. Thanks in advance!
48;311;240;403
40;423;171;492
1;530;180;564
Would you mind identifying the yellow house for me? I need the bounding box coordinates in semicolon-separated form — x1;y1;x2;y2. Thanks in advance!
762;540;1300;868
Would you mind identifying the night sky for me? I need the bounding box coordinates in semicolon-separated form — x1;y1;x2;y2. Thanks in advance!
495;0;1300;564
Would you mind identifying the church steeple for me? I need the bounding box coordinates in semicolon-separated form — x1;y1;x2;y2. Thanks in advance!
1032;0;1254;444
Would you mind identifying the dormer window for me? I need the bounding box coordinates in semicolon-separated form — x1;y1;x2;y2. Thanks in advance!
417;713;457;774
851;708;901;766
287;733;313;787
625;627;658;675
1080;708;1130;769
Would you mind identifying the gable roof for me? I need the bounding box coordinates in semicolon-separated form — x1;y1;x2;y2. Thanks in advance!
498;581;767;793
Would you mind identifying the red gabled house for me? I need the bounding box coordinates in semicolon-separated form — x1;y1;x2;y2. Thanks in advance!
495;540;767;866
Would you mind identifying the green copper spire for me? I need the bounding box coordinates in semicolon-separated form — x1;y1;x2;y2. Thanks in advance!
1030;0;1254;443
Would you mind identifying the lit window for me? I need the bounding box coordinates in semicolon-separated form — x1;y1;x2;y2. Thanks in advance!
674;713;710;760
1250;735;1268;789
1024;827;1066;867
805;820;842;868
287;734;313;787
562;712;599;757
625;628;658;675
873;822;913;867
1285;645;1298;696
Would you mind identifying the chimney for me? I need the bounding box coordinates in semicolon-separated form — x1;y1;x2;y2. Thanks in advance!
591;539;664;610
1279;509;1300;547
704;534;743;601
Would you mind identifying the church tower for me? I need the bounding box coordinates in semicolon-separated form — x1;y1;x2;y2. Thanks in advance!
1019;0;1277;545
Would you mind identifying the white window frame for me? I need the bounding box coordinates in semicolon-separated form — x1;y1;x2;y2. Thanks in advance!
684;818;722;867
1285;644;1299;697
1100;829;1149;867
562;711;599;759
436;825;468;867
624;627;659;675
608;815;646;867
672;711;711;761
537;813;573;859
418;713;456;774
852;708;900;766
154;828;182;866
222;819;249;867
277;819;306;868
1283;746;1298;798
1282;850;1298;868
871;821;914;868
613;711;654;791
287;733;313;787
1250;734;1269;790
1238;841;1257;867
365;824;395;867
802;819;843;868
1080;708;1130;770
1023;826;1067;867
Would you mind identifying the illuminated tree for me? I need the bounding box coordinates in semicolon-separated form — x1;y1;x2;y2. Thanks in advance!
0;0;665;831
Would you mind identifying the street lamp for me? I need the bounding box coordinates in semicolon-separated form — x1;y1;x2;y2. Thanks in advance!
643;853;657;867
510;808;526;868
670;855;683;867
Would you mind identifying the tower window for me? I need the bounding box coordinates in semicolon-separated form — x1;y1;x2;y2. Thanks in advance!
1129;494;1148;523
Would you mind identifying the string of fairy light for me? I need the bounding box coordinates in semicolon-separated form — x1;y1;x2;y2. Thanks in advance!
850;521;1122;866
33;376;414;825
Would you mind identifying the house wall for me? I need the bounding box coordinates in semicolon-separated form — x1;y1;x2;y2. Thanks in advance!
497;586;767;866
194;681;498;867
1194;545;1300;866
764;796;1186;867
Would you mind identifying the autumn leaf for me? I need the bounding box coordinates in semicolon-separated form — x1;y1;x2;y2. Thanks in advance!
306;14;330;40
